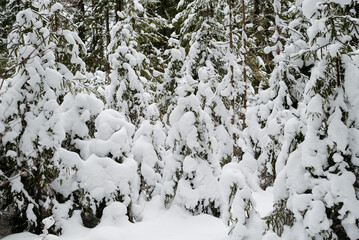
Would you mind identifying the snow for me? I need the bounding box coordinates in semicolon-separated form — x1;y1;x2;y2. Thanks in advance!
183;156;197;172
26;204;37;225
50;3;63;13
10;177;24;193
77;155;138;204
63;30;76;45
302;0;316;19
101;202;128;224
94;109;134;141
252;187;274;218
3;1;359;239
328;107;348;152
3;196;228;240
42;216;56;233
170;48;184;61
2;233;40;240
304;201;330;235
331;0;351;7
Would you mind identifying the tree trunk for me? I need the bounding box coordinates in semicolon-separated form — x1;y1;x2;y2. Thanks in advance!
229;0;238;158
336;57;341;86
241;0;247;130
254;0;260;15
105;6;110;76
115;0;123;22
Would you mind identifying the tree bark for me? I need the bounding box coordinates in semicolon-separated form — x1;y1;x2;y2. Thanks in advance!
241;0;247;130
336;57;341;87
254;0;260;15
115;0;123;22
105;5;110;76
229;0;238;158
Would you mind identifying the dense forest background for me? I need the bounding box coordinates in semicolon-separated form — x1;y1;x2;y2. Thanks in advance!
0;0;359;239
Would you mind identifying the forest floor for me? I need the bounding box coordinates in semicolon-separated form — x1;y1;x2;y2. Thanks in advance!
3;189;273;240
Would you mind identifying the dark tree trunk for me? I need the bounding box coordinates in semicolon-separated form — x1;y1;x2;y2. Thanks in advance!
241;0;247;131
228;0;238;159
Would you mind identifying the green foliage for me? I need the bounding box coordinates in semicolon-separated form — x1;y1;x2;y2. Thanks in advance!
0;0;24;77
264;199;295;236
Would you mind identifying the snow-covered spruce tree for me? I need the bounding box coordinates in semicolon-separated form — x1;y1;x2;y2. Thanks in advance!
247;0;309;190
174;0;226;75
163;75;222;216
238;0;270;93
0;0;86;234
245;0;275;87
49;92;104;230
159;37;185;123
220;154;263;240
218;0;245;164
132;104;166;202
219;1;282;238
258;1;312;235
106;0;150;127
78;0;116;74
134;0;168;96
162;0;229;216
176;0;232;164
219;3;264;236
261;1;311;237
219;0;266;163
267;1;359;239
175;0;227;91
61;108;140;224
106;0;168;208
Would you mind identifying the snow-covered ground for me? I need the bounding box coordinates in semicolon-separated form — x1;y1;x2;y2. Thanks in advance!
4;191;273;240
